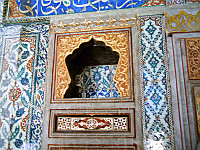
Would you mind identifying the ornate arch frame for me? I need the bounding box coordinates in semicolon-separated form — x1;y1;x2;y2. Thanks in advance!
52;28;134;103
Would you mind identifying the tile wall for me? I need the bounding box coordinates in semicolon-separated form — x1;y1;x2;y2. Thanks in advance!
139;15;174;149
6;0;163;18
3;0;199;20
0;23;49;149
0;0;199;149
75;65;120;98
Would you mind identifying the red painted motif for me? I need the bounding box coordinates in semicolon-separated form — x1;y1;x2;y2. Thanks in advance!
20;114;28;132
8;0;27;19
142;0;166;6
26;56;34;72
9;82;21;104
0;118;2;129
3;59;9;72
186;0;200;3
73;118;111;130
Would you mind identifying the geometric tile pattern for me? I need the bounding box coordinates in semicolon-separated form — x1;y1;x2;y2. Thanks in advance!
75;65;120;98
57;116;128;131
139;15;174;149
0;23;49;149
185;38;200;80
5;0;165;19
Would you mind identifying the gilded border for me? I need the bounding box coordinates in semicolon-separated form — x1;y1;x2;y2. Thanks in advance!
164;10;200;32
55;31;130;99
185;37;200;80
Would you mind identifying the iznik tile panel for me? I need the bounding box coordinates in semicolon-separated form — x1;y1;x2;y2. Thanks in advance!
57;116;128;131
0;23;49;149
139;15;174;149
75;65;120;98
5;0;167;19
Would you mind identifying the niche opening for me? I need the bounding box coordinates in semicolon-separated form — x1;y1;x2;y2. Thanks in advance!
64;38;120;98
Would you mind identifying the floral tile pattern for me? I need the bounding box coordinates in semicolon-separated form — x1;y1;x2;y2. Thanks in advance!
139;15;174;149
0;23;49;149
75;65;120;98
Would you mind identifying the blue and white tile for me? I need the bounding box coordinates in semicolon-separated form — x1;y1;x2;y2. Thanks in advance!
139;15;173;149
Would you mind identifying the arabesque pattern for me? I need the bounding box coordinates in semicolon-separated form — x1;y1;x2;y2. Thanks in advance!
57;116;128;131
0;23;49;149
164;10;200;32
56;31;130;99
5;0;165;19
185;38;200;80
139;15;174;149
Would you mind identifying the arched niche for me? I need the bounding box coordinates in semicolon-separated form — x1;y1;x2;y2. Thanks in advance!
64;38;119;98
56;32;130;99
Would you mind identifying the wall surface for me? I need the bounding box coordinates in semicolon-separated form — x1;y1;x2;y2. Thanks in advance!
0;0;200;150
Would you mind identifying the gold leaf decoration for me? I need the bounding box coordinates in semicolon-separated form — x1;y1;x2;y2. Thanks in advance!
164;10;200;32
50;15;137;33
56;32;130;99
185;38;200;80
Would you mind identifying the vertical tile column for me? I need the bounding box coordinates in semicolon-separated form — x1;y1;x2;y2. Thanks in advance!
139;15;174;149
0;23;49;150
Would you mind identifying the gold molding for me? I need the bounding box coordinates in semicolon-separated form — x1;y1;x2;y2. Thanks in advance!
50;15;137;33
164;10;200;32
56;31;130;99
185;38;200;80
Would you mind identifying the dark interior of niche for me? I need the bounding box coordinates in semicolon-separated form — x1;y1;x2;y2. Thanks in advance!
64;38;119;98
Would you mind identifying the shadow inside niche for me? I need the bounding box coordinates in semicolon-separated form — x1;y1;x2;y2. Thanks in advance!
64;38;119;98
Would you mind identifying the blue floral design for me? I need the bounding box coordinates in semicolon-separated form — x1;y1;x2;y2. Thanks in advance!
1;103;11;118
14;139;23;148
21;73;29;86
0;135;5;148
21;51;29;59
16;108;25;117
92;70;101;83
